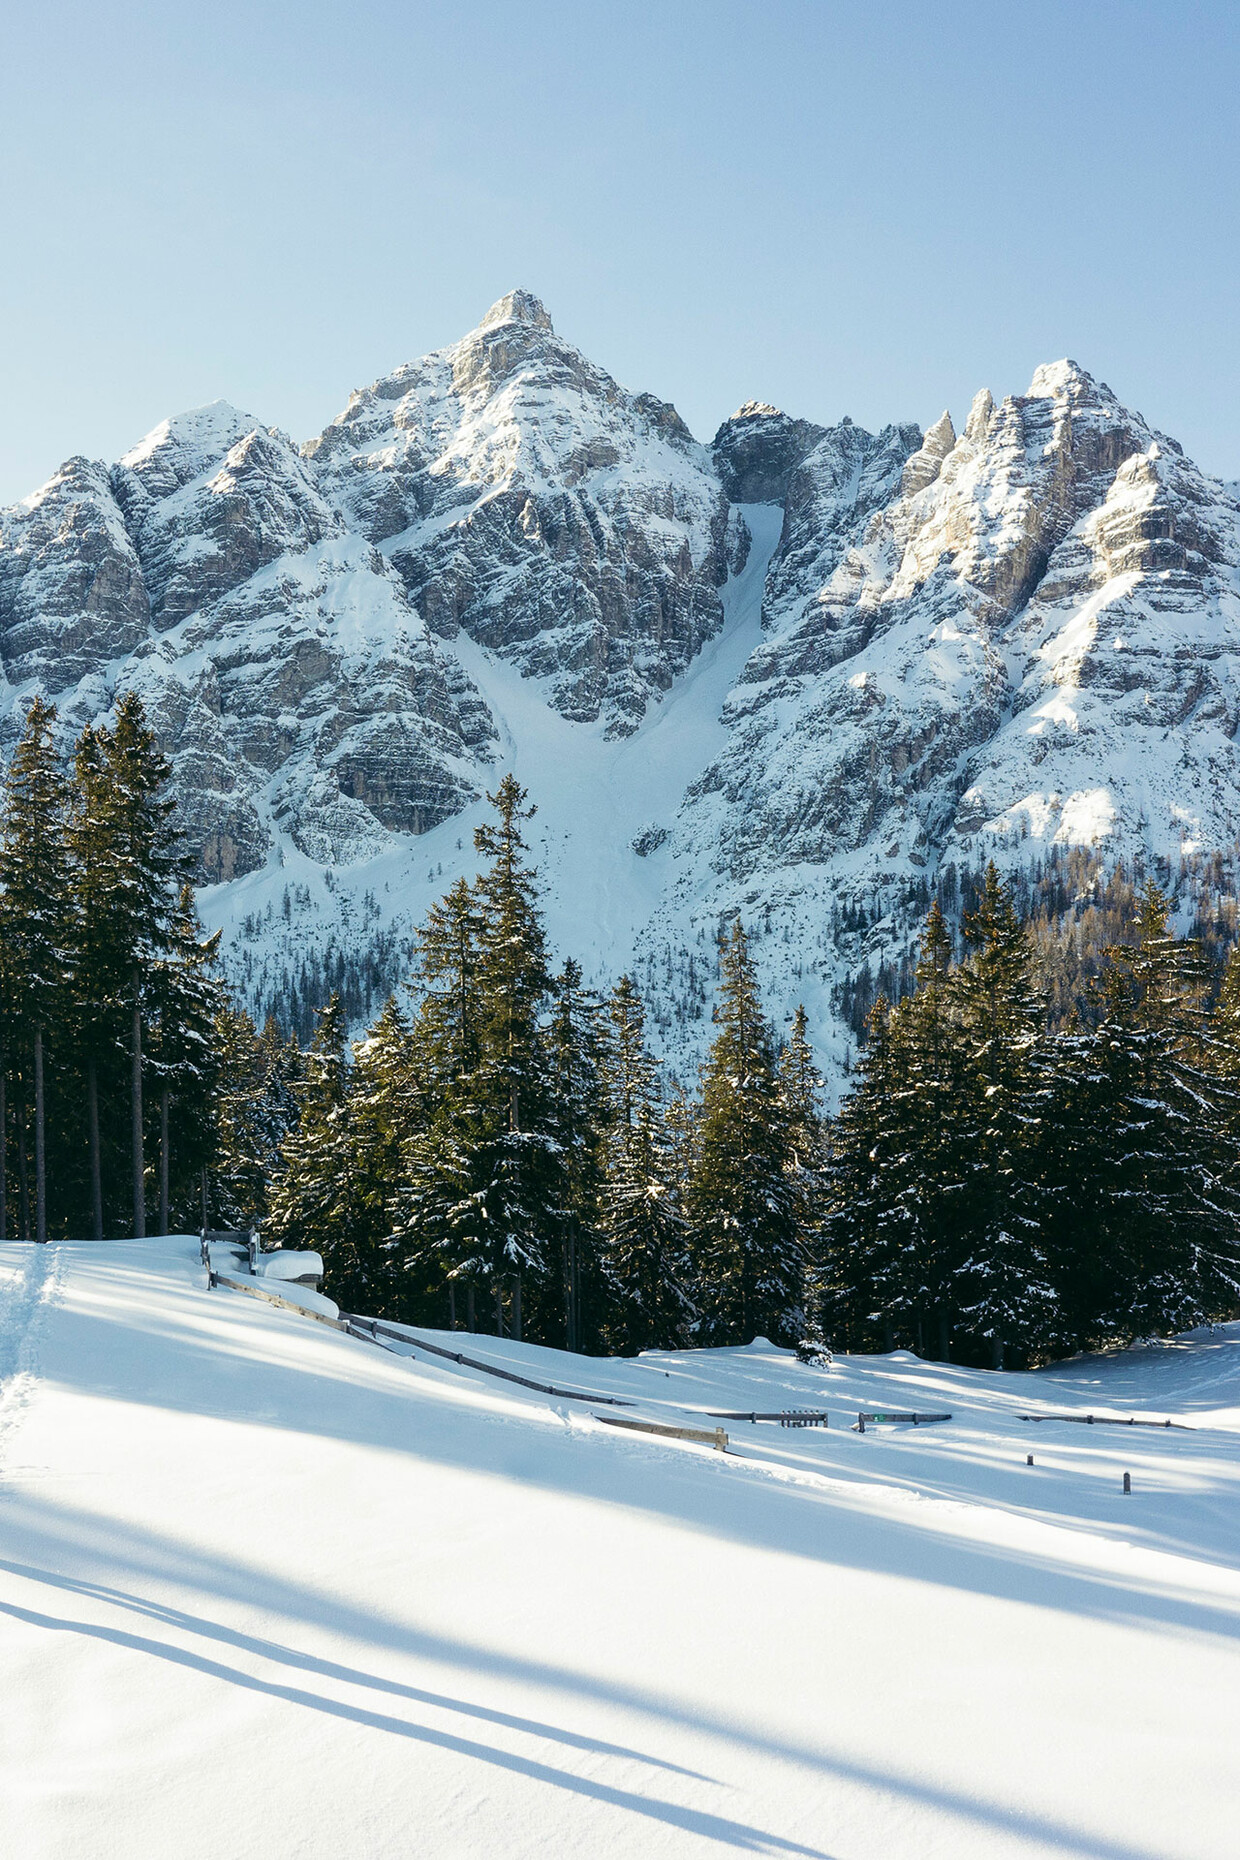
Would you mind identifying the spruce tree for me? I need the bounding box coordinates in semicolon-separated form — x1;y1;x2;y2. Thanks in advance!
1080;884;1240;1339
400;778;562;1339
950;865;1056;1363
777;1005;829;1345
688;922;804;1344
266;994;351;1260
148;885;225;1231
547;960;608;1350
598;975;693;1352
73;693;191;1236
0;698;72;1241
824;993;915;1351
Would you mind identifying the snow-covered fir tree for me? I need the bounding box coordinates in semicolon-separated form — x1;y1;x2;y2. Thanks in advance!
688;922;806;1345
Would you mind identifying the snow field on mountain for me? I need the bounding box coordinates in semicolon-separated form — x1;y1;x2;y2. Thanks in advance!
2;1239;1238;1859
196;502;785;1047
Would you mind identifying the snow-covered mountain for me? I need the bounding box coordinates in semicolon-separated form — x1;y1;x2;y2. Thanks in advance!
2;297;1239;1078
306;289;744;733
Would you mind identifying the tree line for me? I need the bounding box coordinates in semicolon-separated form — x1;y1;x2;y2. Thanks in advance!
4;696;1239;1367
0;695;225;1242
259;777;817;1353
827;873;1240;1364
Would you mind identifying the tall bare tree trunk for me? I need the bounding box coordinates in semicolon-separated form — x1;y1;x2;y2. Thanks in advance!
87;1058;103;1241
159;1089;170;1236
512;1273;522;1342
17;1097;29;1240
33;1026;46;1243
0;1064;7;1241
131;990;145;1239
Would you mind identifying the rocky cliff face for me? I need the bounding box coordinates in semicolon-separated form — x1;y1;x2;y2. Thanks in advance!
307;291;744;732
2;309;1238;1080
0;406;495;881
711;402;828;505
643;360;1240;1072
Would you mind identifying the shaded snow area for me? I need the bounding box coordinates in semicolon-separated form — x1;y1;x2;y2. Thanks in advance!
2;1239;1238;1859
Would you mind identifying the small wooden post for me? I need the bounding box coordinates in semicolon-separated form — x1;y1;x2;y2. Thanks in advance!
1123;1471;1131;1494
1027;1453;1034;1465
858;1414;865;1433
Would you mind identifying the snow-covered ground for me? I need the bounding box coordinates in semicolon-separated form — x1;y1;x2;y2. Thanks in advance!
2;1237;1238;1858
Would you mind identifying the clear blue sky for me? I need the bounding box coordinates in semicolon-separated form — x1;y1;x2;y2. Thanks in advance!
2;0;1237;504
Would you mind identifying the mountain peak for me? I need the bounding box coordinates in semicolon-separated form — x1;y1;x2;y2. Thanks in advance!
1026;358;1101;402
119;401;263;478
477;290;553;335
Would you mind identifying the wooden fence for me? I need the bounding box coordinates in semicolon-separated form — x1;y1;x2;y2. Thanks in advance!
342;1316;634;1406
709;1409;829;1428
592;1413;729;1451
1019;1412;1189;1429
210;1270;343;1330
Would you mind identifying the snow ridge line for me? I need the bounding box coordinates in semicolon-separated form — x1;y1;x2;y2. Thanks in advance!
0;1244;62;1478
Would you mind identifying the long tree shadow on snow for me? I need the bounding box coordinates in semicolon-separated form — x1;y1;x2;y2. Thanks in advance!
51;1292;1240;1652
0;1504;1207;1860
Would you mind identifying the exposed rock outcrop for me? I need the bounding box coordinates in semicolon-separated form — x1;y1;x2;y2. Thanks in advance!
711;402;829;505
307;292;743;733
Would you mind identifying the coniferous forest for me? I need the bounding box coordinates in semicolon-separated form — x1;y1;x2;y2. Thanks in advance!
4;693;1240;1366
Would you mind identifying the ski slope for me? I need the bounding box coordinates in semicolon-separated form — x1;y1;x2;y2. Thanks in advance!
2;1238;1238;1859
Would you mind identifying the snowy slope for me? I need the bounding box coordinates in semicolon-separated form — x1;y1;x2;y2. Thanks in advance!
2;1236;1238;1859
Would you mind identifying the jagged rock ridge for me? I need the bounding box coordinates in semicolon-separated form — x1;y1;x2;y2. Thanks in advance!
641;360;1240;1073
0;406;494;880
307;291;745;732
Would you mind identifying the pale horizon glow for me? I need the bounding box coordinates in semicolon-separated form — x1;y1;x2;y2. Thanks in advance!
1;0;1237;504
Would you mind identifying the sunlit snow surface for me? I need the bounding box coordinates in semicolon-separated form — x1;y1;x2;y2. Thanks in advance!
2;1238;1238;1858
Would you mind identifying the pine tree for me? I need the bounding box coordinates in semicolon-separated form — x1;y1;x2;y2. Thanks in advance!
1077;884;1240;1339
339;996;422;1316
211;1005;270;1228
64;723;119;1238
80;693;191;1236
400;778;563;1339
0;698;72;1241
823;993;916;1351
546;959;608;1351
266;994;352;1262
949;865;1056;1364
598;975;693;1352
777;1005;829;1344
148;885;225;1232
688;923;804;1344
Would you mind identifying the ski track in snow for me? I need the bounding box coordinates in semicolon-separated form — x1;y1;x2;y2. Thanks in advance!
0;1244;60;1481
3;1236;1240;1859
